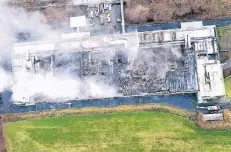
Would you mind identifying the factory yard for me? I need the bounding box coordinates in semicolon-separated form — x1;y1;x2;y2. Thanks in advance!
81;3;122;35
35;3;121;35
8;0;122;36
4;111;231;152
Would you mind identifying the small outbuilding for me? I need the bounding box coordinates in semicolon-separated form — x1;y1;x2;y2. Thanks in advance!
70;16;87;28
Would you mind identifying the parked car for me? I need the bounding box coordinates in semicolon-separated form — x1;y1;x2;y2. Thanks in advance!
107;13;111;23
108;4;112;11
207;105;221;113
116;18;121;23
207;105;220;111
90;10;94;18
95;9;99;17
100;16;104;25
100;4;104;13
196;105;221;114
104;3;109;10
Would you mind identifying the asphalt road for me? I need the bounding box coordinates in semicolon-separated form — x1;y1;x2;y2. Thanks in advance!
126;18;231;33
0;90;196;114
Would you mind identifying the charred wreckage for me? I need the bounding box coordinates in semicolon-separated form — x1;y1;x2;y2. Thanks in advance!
10;21;225;104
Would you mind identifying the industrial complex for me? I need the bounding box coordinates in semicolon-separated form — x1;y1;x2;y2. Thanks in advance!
1;1;231;152
12;9;225;104
0;0;224;106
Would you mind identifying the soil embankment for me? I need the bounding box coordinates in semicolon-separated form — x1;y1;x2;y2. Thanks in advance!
0;116;7;152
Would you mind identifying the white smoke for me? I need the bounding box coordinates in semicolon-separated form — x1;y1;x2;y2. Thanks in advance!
171;46;182;59
0;1;119;103
0;1;62;59
0;68;12;92
12;70;118;102
0;0;61;95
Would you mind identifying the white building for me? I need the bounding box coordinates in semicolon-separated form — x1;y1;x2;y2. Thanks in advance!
181;22;226;103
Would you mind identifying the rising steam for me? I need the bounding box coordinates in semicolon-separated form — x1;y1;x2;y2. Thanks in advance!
0;1;118;103
12;70;118;102
0;68;11;92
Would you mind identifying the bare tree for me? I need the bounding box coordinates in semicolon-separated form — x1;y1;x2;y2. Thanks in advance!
125;0;231;24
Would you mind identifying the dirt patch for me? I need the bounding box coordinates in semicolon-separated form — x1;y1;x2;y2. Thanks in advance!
125;0;231;24
8;0;88;28
41;5;87;26
0;116;7;152
8;0;71;10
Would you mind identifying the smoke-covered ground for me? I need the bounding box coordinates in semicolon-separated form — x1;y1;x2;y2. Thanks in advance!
12;70;118;102
0;0;64;59
0;0;199;104
0;0;118;103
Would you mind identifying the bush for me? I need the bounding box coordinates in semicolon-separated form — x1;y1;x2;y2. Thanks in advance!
224;109;231;122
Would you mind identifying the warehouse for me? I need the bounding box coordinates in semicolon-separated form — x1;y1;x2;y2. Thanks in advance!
12;21;225;104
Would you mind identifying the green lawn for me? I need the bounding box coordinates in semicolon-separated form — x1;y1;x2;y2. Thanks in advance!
225;76;231;98
4;112;231;152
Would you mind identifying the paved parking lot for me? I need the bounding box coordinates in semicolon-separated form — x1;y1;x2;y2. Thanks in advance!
80;3;122;35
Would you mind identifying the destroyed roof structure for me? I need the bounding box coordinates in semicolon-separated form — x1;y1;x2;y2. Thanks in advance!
12;21;225;104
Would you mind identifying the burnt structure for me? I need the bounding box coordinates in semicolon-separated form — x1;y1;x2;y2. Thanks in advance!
13;21;225;104
17;43;197;98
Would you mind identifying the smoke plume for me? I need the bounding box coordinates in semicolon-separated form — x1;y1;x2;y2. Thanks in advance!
0;68;12;92
0;0;119;103
0;1;62;59
12;70;118;102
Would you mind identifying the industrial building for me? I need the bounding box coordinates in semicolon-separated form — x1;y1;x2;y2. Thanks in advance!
12;21;225;104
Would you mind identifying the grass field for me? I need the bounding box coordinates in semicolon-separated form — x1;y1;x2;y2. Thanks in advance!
217;26;231;51
225;76;231;98
4;112;231;152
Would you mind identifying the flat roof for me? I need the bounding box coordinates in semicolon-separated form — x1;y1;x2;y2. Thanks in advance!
70;16;87;27
181;21;203;30
197;59;225;100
